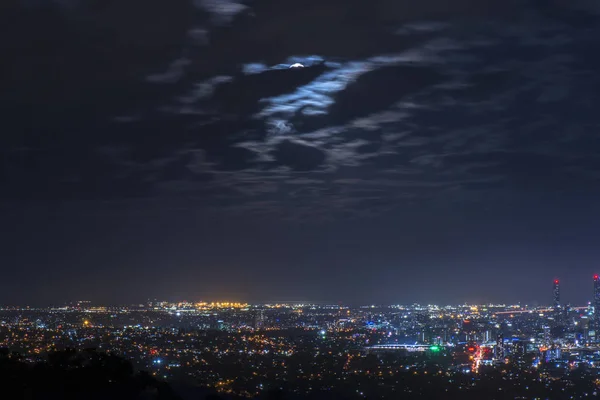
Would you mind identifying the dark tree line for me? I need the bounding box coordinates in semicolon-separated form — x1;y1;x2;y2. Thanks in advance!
0;348;180;400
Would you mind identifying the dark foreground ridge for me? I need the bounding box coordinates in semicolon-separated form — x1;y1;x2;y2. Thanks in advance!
2;347;600;400
0;348;179;400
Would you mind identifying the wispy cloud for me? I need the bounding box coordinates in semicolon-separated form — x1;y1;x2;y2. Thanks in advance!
5;0;600;220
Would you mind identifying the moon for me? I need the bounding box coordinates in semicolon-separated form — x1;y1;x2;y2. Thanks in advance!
289;63;305;68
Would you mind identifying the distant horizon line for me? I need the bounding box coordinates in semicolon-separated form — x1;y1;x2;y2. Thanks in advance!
0;301;594;308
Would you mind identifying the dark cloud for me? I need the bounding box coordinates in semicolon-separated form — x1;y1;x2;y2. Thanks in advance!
327;65;445;124
271;140;327;172
1;0;199;125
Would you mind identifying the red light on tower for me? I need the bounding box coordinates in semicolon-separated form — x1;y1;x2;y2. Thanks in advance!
595;275;599;280
554;279;559;284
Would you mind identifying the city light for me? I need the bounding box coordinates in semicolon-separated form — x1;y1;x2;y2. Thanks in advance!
2;287;600;399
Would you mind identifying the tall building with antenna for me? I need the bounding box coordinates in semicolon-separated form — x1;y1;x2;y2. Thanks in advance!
594;275;600;333
553;279;560;309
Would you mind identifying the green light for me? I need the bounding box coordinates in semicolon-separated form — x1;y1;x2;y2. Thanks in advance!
430;346;440;352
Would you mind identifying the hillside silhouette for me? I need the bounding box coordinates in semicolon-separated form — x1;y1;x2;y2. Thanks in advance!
0;348;180;400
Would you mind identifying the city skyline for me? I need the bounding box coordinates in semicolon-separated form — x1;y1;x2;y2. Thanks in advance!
5;275;600;308
4;293;600;399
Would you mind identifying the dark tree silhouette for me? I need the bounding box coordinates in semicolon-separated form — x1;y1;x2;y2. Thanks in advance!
0;348;181;400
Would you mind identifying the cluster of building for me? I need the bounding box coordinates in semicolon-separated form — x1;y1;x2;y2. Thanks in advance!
2;281;600;398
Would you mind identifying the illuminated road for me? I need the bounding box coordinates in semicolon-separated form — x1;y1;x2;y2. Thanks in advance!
472;345;483;373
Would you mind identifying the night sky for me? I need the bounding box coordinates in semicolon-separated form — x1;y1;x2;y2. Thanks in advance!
3;0;600;306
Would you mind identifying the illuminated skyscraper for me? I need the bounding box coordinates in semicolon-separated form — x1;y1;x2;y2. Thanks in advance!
553;279;560;308
254;309;265;330
594;274;600;332
495;333;504;363
595;275;600;331
543;326;551;345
